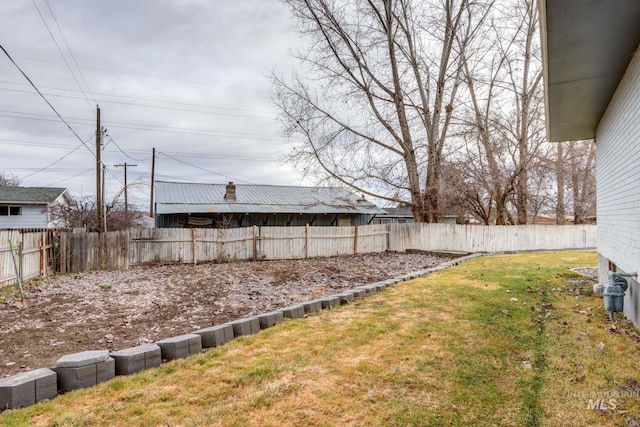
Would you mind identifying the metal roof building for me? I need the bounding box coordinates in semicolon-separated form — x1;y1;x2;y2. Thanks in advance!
154;181;386;228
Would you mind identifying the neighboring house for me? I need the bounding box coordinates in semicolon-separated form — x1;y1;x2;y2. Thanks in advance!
526;215;596;226
372;208;459;225
539;2;640;324
154;181;387;228
0;186;72;229
373;208;416;224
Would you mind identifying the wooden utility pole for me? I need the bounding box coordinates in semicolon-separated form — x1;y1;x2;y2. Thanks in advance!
95;106;102;232
114;163;137;216
150;147;155;218
102;164;107;232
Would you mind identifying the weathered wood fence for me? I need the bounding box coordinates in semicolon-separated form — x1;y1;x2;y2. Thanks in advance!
128;224;390;265
1;224;597;282
388;223;597;253
0;230;54;286
57;230;129;274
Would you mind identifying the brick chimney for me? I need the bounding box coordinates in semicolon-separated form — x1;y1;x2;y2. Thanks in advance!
224;181;236;200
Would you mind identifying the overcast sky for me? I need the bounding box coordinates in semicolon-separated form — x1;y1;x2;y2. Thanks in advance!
0;0;304;211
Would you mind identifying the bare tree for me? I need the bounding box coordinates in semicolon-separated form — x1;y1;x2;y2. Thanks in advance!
502;0;544;224
441;156;494;224
48;196;145;231
456;0;544;224
274;0;492;222
554;142;566;224
0;172;20;186
525;145;557;222
566;140;596;224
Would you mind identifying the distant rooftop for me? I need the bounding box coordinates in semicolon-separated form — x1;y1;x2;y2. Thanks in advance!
381;208;414;218
0;186;68;204
155;181;386;215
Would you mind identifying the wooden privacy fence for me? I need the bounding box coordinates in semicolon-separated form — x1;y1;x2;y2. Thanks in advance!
58;230;129;274
0;230;54;286
128;224;390;265
388;223;597;253
2;224;597;280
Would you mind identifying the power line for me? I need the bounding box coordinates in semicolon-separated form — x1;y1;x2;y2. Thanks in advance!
1;167;91;171
0;86;276;120
0;43;95;157
161;151;276;162
43;0;97;106
19;135;94;180
105;136;150;162
0;109;283;141
159;152;255;184
0;138;280;162
13;55;272;94
0;138;82;150
48;168;93;186
31;0;93;111
0;79;273;115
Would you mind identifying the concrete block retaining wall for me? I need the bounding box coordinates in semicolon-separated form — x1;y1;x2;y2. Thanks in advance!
0;253;482;412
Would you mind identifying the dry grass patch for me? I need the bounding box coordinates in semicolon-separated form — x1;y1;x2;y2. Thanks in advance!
6;251;640;426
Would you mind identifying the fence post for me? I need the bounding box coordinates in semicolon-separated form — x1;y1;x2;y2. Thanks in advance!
192;228;197;265
40;232;46;277
305;223;309;259
253;225;258;261
18;242;24;285
58;233;64;274
353;224;358;254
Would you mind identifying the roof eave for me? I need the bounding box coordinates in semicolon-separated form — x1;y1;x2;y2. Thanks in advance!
540;0;640;142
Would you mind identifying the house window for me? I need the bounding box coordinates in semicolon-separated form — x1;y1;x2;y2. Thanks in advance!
0;206;22;216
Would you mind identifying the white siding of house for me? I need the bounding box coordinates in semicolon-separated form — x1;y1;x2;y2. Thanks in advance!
0;205;48;229
596;47;640;325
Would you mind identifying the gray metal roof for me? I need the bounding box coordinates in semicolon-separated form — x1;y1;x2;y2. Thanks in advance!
379;207;457;219
540;0;640;141
155;181;386;215
0;186;68;204
380;208;414;218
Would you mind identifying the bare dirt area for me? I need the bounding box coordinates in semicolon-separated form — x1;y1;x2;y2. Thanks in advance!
0;252;454;378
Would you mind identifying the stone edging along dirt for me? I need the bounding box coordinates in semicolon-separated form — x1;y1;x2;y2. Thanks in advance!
0;253;483;411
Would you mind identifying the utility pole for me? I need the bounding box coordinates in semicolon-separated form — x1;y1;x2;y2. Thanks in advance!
150;147;155;218
95;105;102;232
102;164;107;232
114;163;137;217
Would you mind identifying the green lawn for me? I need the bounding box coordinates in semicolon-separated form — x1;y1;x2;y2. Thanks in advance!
2;251;639;426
